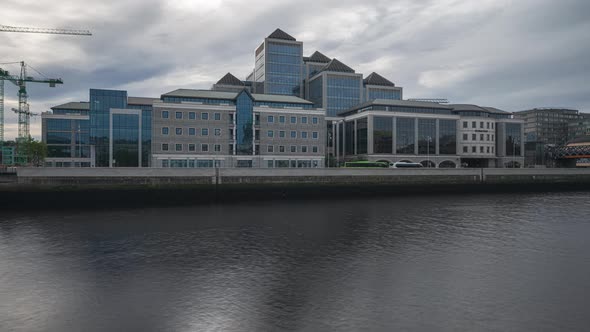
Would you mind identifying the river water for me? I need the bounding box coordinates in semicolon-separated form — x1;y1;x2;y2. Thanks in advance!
1;191;590;331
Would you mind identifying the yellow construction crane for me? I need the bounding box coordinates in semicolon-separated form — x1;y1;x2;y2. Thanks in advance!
0;24;91;164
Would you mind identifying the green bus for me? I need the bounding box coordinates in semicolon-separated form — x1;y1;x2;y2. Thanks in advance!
343;161;389;168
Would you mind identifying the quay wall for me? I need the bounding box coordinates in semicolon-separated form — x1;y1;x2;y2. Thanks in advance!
1;168;588;209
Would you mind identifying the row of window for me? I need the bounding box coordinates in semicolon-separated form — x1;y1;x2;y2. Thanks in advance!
162;110;222;120
266;130;320;139
266;145;319;153
462;146;495;154
160;143;320;154
266;115;319;124
162;143;222;152
462;121;495;129
462;133;495;141
161;127;222;136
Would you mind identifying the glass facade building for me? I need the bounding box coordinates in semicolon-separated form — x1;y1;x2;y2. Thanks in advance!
505;123;522;157
112;113;140;167
373;117;393;154
265;41;303;96
236;91;254;155
90;89;127;167
396;118;415;154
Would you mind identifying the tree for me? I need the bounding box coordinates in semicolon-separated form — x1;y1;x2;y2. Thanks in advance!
20;137;47;166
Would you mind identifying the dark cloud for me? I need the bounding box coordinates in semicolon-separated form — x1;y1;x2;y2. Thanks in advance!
1;0;589;139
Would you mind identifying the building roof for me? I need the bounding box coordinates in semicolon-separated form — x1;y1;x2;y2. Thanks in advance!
267;28;296;41
50;101;89;110
306;51;331;63
320;58;355;73
161;89;313;105
363;72;395;87
447;104;510;114
128;97;160;105
251;93;313;104
162;89;237;100
216;72;244;86
338;99;454;115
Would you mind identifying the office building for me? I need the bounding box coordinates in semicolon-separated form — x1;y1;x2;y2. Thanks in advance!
333;100;524;168
152;89;325;168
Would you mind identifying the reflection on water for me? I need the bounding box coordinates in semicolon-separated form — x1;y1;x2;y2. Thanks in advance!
1;192;590;331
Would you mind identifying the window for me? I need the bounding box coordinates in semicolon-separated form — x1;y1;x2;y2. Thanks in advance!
472;121;476;128
229;113;234;122
162;110;169;119
162;127;169;135
162;143;169;151
463;146;468;153
215;128;221;136
472;134;476;140
202;112;209;120
486;122;490;129
312;117;318;124
312;131;318;139
202;144;209;152
480;146;484;153
492;146;494;153
487;134;490;141
463;133;468;140
268;145;274;153
463;121;468;128
301;146;308;153
290;116;296;124
312;146;318;153
279;115;285;123
268;115;274;123
480;121;484;129
214;113;221;121
491;123;494;129
301;131;308;139
267;160;274;168
268;130;274;138
290;146;297;152
279;130;285;138
214;144;221;152
189;112;196;120
189;144;196;152
176;112;182;119
480;134;484;140
487;146;490;153
229;128;234;137
255;130;260;140
492;135;494;141
290;131;297;138
301;116;308;124
202;128;208;136
279;146;285;152
176;144;182;151
176;128;182;135
189;128;196;136
472;146;476;153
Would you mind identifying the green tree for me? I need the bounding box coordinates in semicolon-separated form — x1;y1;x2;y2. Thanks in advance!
20;137;47;166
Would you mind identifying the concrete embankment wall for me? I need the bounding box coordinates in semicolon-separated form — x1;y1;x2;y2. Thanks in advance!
1;168;589;209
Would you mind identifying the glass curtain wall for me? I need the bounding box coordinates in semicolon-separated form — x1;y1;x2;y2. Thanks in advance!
506;123;522;156
112;114;139;167
396;117;415;154
90;89;127;167
236;91;254;155
266;42;302;96
418;119;436;155
326;75;361;117
439;119;457;155
368;89;401;100
308;77;323;108
373;116;393;154
356;118;368;154
345;121;355;155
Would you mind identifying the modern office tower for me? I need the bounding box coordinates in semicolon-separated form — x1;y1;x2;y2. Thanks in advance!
362;72;403;102
333;100;524;168
568;113;590;140
151;89;326;168
89;89;127;167
42;102;91;167
254;29;304;97
308;58;363;118
514;108;580;165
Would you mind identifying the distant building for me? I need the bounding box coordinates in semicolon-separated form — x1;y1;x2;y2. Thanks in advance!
514;108;581;166
568;113;590;141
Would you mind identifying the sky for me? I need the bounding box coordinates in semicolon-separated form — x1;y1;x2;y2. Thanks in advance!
1;0;589;140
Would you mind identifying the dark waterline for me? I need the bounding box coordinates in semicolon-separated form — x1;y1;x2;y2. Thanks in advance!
1;192;590;331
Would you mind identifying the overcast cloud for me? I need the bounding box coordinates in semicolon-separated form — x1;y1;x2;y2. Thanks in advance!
1;0;589;139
